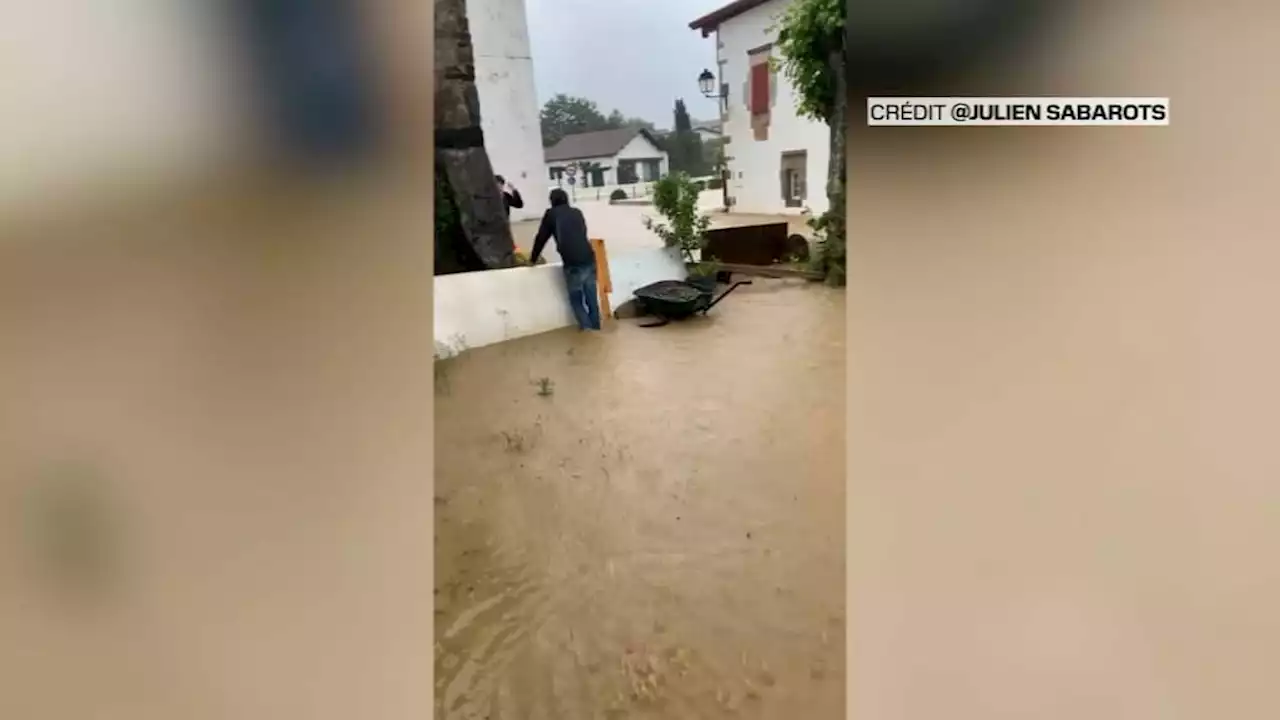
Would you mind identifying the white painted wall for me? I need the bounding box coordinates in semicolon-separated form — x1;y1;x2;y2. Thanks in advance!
695;127;722;143
468;0;547;221
614;134;670;180
543;133;670;190
713;0;830;215
434;246;685;353
545;153;615;186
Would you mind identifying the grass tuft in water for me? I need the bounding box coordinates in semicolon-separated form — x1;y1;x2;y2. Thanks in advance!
500;430;528;453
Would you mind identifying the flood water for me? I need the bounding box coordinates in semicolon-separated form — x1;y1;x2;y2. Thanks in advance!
434;280;846;719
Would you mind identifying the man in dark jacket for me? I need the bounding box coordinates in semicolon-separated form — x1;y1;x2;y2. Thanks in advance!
495;175;523;219
529;189;601;331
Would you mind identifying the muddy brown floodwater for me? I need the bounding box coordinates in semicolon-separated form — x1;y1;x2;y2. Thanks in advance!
434;279;846;719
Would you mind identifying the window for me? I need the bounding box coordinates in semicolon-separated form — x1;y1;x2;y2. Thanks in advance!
617;161;638;185
787;170;804;200
749;63;770;115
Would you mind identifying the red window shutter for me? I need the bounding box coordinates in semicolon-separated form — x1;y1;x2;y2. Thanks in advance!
750;63;770;115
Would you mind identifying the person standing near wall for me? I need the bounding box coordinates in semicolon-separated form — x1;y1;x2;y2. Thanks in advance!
495;175;524;219
528;189;600;331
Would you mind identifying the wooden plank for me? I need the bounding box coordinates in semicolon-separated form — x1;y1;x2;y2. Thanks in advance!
590;238;613;292
703;222;790;266
590;238;613;323
711;262;825;280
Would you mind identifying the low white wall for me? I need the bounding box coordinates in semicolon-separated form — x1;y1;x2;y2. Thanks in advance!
434;246;685;354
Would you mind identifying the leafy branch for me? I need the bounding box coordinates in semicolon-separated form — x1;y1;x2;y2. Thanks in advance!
773;0;847;286
772;0;843;123
642;172;712;266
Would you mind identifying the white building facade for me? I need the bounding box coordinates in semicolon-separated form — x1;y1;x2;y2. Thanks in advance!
690;0;830;216
543;129;669;189
694;126;723;143
467;0;547;221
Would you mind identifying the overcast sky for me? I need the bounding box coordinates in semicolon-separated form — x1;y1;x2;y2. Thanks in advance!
524;0;729;127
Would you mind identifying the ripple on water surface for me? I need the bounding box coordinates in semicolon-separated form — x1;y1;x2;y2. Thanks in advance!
435;280;846;719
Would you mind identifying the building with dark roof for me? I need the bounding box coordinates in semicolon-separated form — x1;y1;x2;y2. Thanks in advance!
542;127;669;189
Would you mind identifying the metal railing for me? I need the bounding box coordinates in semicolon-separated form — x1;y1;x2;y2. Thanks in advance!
546;180;657;203
544;175;719;203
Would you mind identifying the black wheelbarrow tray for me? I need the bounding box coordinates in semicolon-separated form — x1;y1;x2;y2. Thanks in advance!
630;279;753;327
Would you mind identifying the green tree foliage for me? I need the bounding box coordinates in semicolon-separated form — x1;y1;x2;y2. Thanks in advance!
607;109;655;132
774;0;843;122
642;172;712;265
540;94;654;147
674;99;693;132
572;160;605;186
774;0;847;285
705;136;727;171
665;98;710;177
540;94;609;147
705;137;728;190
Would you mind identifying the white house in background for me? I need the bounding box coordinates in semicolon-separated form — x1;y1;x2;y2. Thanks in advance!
689;0;830;215
693;120;723;143
467;0;546;221
653;121;722;144
544;128;669;188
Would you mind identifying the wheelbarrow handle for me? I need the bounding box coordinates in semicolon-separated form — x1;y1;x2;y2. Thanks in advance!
702;280;753;313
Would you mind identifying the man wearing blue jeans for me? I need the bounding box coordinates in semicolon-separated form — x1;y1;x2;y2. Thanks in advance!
529;189;602;331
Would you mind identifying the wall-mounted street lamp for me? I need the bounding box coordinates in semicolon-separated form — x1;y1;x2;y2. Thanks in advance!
696;69;731;211
697;68;723;98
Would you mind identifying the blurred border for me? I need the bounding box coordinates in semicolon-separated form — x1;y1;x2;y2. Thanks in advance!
847;1;1280;717
0;3;438;718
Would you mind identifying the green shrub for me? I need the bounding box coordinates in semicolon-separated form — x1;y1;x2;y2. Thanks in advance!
512;250;546;266
642;172;712;264
609;188;628;202
706;177;724;190
806;210;846;286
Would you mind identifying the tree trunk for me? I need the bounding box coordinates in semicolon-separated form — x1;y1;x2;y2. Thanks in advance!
822;44;848;286
434;0;515;270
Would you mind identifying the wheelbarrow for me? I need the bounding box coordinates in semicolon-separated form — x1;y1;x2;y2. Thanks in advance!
631;279;753;328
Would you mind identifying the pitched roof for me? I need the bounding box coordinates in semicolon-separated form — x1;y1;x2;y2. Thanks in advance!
543;128;662;162
688;0;774;37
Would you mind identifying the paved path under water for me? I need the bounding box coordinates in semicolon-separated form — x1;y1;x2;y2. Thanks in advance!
434;280;846;719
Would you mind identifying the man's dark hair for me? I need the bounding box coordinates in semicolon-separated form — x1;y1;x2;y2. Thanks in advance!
494;174;505;185
549;188;569;207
